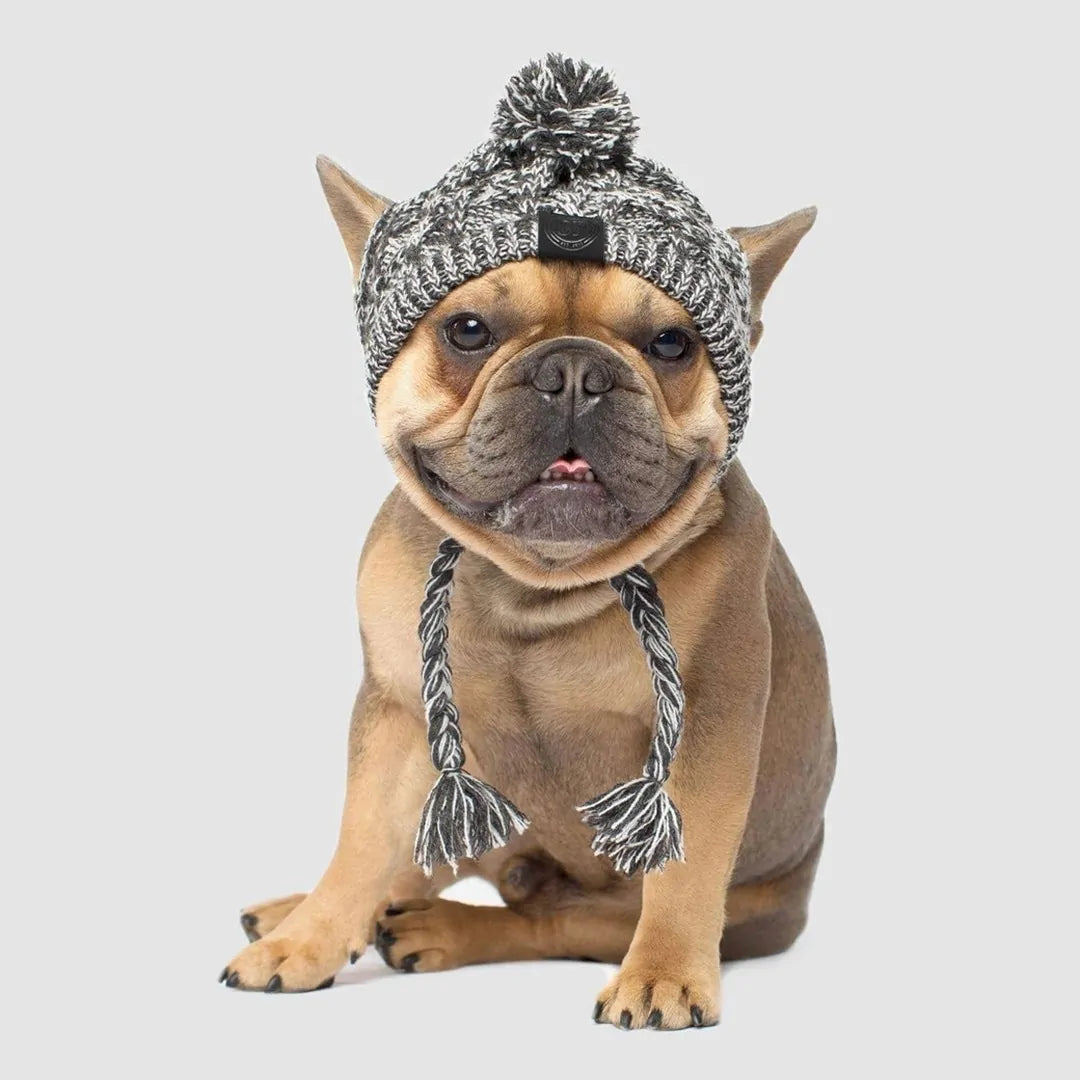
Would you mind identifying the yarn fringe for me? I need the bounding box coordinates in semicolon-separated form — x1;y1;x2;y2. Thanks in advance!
578;776;684;875
414;767;530;875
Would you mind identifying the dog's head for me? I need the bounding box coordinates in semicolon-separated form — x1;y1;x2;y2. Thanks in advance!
318;157;813;587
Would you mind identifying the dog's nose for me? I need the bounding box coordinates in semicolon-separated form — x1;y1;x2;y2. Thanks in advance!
529;349;617;399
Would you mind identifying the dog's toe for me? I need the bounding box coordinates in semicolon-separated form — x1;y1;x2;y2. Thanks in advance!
374;898;470;973
236;893;308;943
594;962;720;1030
221;922;353;993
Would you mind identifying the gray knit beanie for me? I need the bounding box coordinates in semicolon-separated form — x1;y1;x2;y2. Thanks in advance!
354;55;754;878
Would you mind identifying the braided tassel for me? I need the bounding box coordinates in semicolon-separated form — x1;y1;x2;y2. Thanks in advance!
414;537;529;874
578;565;686;874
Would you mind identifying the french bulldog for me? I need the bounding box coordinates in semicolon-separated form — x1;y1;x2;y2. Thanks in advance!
220;155;834;1031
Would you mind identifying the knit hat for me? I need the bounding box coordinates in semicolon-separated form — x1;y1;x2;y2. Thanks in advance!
355;55;753;877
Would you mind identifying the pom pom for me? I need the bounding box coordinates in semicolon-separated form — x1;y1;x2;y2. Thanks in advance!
492;53;638;174
578;776;684;875
414;768;530;875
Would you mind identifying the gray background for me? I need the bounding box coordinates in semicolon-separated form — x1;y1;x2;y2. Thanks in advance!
2;2;1075;1076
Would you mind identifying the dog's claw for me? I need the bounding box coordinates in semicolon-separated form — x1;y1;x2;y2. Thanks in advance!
315;976;335;991
350;950;361;964
265;974;283;993
373;921;399;967
593;1000;605;1022
647;1009;662;1029
690;1005;704;1027
385;905;403;916
400;952;418;973
218;968;229;984
619;1009;632;1029
225;972;240;988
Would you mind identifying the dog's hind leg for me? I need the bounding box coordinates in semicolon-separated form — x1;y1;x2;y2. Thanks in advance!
721;823;825;961
239;894;307;942
373;896;638;973
373;853;639;972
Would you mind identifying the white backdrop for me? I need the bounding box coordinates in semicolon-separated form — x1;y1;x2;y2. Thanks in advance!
2;2;1075;1077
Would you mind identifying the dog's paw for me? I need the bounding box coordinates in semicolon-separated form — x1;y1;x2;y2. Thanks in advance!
372;898;477;974
593;958;720;1030
220;908;357;992
238;893;308;942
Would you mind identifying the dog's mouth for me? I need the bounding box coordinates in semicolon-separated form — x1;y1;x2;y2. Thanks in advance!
418;449;627;541
537;455;598;485
415;449;694;543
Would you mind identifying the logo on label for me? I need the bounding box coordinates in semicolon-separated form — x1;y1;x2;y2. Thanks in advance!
544;220;599;251
537;210;606;262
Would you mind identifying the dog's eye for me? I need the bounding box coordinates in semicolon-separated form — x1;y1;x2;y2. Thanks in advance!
444;315;493;352
647;329;692;362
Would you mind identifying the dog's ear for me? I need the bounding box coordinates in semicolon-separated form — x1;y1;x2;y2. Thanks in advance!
316;155;391;280
729;207;816;350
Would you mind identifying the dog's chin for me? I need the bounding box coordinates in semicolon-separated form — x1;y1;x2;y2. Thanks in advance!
415;453;696;549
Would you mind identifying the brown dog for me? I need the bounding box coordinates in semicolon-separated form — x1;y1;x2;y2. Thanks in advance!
220;157;835;1030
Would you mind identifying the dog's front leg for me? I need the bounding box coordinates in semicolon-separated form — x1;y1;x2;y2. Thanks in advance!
593;619;771;1030
221;686;431;992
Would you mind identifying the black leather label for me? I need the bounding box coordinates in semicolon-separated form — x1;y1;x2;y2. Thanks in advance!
537;209;606;262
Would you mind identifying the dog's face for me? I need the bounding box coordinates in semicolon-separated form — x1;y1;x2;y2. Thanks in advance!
377;260;725;574
316;157;814;586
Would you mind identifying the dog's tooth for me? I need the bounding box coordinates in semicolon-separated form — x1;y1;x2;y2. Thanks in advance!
540;469;552;481
584;470;595;482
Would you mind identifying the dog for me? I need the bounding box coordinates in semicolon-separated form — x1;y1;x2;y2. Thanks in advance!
220;64;834;1031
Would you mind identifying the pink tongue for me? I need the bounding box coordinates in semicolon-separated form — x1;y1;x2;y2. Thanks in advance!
548;457;591;476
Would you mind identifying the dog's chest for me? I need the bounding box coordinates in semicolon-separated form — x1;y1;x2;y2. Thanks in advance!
447;606;657;809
